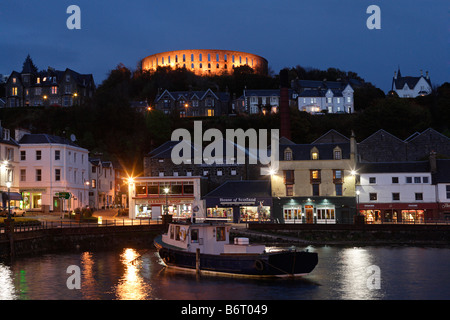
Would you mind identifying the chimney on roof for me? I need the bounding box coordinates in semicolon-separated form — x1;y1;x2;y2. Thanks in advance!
429;151;437;174
350;130;357;163
279;69;291;140
394;71;397;79
426;71;429;79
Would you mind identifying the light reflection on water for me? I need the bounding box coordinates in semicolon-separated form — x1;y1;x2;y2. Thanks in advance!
0;246;449;300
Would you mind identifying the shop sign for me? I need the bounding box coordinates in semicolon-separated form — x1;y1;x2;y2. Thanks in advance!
56;192;71;199
220;197;257;206
136;198;193;205
441;203;450;209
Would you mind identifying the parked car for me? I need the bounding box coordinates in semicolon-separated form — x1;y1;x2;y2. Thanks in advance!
0;206;26;217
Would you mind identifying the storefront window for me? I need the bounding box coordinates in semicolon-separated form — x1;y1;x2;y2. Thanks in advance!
360;210;381;224
207;207;233;220
401;210;424;223
240;206;270;222
317;207;335;223
135;205;151;218
283;206;302;223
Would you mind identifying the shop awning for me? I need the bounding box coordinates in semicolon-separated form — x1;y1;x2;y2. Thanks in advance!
1;192;23;201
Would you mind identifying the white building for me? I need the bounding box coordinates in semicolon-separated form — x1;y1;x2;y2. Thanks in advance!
0;126;21;207
356;161;438;223
17;130;90;212
235;89;297;114
128;176;205;220
391;68;432;98
297;84;354;114
434;159;450;220
88;159;116;209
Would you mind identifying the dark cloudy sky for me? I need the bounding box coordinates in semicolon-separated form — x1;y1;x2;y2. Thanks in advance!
1;0;448;93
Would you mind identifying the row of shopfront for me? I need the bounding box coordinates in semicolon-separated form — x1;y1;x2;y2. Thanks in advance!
129;177;450;224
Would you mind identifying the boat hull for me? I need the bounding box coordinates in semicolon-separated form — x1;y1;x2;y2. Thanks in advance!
154;235;318;278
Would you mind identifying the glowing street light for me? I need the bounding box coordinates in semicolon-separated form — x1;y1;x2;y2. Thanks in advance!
6;181;11;220
164;187;169;215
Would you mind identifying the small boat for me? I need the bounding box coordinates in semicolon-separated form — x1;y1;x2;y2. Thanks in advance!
153;221;318;278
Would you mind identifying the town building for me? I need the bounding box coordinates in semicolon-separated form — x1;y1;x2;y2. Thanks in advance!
234;89;297;114
127;176;207;220
16;129;90;212
141;49;268;76
154;88;230;117
0;124;21;208
203;180;272;223
270;131;358;224
88;159;116;209
433;158;450;220
143;138;263;193
357;128;450;162
4;55;95;108
391;68;432;98
297;85;354;114
291;79;356;114
356;161;438;223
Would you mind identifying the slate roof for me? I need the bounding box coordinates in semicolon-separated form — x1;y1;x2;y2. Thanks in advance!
155;89;230;103
280;143;351;160
203;180;271;198
237;89;296;100
298;89;343;97
392;68;431;91
19;134;82;148
358;161;430;174
147;139;261;162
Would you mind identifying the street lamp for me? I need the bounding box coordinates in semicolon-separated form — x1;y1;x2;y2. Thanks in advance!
164;187;169;215
84;180;90;208
6;181;11;220
356;190;360;216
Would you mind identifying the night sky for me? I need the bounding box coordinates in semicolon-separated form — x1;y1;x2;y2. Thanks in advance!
1;0;448;93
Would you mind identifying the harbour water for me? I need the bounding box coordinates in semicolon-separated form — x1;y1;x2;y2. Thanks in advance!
1;245;449;300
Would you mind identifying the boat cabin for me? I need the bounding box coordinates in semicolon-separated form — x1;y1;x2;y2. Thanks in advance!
162;222;265;255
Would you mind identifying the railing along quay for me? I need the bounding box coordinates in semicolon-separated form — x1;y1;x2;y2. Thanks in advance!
0;218;163;235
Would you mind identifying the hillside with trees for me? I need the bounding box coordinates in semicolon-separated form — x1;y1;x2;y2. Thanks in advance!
0;63;448;176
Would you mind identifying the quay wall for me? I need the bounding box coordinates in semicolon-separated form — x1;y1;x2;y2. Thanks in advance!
244;223;450;245
0;225;165;258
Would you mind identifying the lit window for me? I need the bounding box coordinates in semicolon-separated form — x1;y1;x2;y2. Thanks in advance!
311;152;318;160
284;150;292;161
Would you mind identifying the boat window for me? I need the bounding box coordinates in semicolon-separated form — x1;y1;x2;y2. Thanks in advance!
170;225;174;239
191;229;199;243
175;226;180;241
216;227;226;241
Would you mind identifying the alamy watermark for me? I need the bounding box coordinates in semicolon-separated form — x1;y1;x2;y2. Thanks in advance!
171;121;279;175
366;5;381;30
366;265;381;290
66;265;81;290
66;5;81;30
